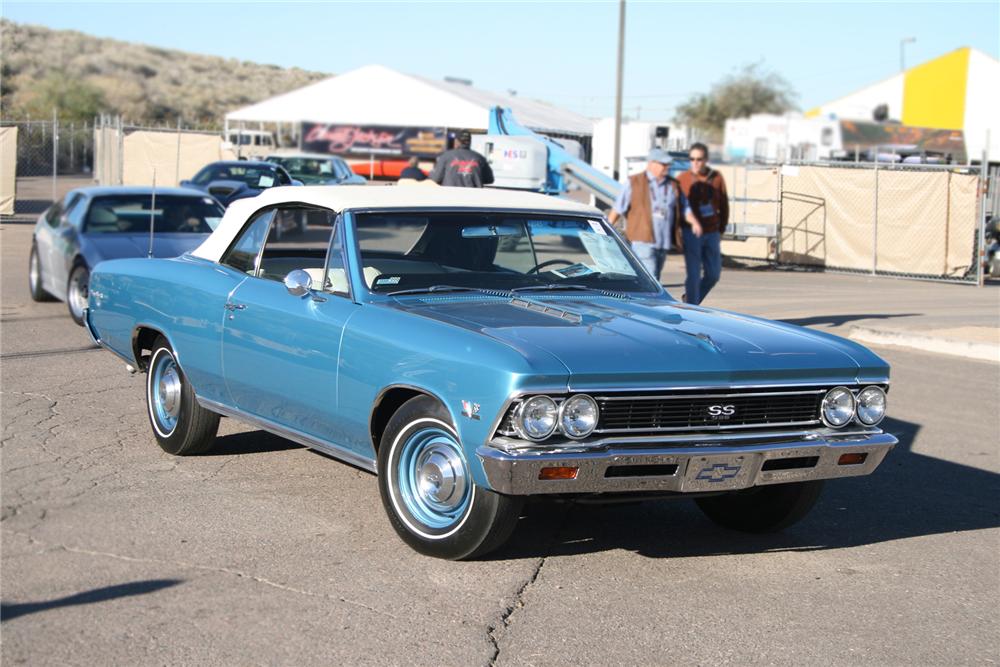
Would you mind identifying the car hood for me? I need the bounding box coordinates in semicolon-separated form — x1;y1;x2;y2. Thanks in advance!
389;296;888;388
84;233;209;263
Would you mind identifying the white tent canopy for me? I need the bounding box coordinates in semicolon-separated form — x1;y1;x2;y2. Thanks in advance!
225;64;594;136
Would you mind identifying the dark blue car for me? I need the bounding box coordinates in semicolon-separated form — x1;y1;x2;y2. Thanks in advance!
181;161;300;208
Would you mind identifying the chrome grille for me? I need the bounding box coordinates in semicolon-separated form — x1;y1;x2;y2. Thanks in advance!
594;389;824;433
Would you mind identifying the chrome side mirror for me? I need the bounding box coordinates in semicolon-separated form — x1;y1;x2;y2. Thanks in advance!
284;269;312;297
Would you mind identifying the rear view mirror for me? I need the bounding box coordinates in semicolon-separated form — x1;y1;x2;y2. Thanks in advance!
462;225;520;238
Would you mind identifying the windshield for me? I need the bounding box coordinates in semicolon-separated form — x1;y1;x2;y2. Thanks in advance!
83;195;225;234
193;164;281;188
355;212;659;294
269;157;337;184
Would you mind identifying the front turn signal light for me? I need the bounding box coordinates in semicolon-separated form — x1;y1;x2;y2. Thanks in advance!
539;466;579;480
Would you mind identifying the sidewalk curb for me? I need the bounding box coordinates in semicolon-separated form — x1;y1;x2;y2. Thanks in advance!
849;326;1000;363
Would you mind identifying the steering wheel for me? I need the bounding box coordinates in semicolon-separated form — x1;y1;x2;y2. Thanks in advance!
527;259;575;275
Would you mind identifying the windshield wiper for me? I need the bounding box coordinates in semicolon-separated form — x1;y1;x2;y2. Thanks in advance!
387;285;511;297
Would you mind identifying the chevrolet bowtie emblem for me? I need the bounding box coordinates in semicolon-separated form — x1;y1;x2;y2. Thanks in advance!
695;463;742;482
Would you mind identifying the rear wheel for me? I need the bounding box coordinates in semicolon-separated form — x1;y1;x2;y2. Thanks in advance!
377;395;523;559
66;263;90;326
28;244;56;302
695;481;824;533
146;336;220;455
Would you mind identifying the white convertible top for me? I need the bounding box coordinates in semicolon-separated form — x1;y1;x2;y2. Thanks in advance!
191;185;600;262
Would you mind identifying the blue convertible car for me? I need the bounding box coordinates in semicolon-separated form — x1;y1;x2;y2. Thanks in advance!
85;186;896;559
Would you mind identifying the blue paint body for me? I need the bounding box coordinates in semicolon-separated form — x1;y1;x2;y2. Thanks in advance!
87;206;891;490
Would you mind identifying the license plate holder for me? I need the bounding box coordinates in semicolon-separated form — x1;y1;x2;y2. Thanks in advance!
681;454;755;492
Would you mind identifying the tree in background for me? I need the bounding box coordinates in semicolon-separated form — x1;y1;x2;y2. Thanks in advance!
15;71;107;122
675;63;797;142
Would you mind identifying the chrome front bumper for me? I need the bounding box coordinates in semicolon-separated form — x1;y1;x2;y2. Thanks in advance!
477;428;897;495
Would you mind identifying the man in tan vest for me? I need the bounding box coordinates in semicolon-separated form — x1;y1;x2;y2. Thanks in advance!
607;148;685;283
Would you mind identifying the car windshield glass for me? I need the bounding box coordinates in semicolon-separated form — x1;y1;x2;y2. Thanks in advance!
355;212;659;294
270;157;334;183
83;194;225;234
193;165;279;188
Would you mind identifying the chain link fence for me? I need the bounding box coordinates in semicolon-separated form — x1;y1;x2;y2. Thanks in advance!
719;160;988;285
0;118;96;216
93;116;233;188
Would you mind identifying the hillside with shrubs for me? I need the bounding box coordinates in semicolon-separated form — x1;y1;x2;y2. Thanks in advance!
1;19;330;125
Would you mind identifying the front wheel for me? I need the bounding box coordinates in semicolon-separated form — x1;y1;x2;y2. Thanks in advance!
377;396;523;560
146;336;220;455
695;480;824;533
29;244;56;302
66;264;90;326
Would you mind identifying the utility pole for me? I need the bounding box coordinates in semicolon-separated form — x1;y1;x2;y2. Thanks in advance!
612;0;626;180
900;37;916;72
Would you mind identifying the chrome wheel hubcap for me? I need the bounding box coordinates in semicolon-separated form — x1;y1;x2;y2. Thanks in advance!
158;366;182;420
150;351;182;434
69;272;87;317
29;251;39;289
394;425;472;532
415;444;467;510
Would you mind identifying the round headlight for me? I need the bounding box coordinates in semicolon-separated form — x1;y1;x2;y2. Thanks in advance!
821;386;856;427
560;394;599;439
517;395;558;440
856;386;887;425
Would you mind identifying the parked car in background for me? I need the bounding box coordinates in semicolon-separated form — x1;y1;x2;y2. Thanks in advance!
181;161;300;208
222;129;276;159
265;153;367;186
84;186;896;559
29;186;225;325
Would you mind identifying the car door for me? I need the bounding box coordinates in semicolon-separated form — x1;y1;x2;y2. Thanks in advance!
221;206;360;447
44;193;86;295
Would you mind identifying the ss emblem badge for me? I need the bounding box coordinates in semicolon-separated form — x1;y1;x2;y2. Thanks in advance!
707;404;736;419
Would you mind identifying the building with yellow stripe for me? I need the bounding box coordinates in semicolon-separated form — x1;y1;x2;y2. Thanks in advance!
805;47;998;161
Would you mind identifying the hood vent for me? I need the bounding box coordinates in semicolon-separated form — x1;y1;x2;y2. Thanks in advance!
510;298;583;324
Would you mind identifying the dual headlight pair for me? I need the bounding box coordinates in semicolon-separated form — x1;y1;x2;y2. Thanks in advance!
821;385;887;427
515;394;599;441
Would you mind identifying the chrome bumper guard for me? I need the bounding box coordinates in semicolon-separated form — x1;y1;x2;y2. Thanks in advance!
477;428;897;495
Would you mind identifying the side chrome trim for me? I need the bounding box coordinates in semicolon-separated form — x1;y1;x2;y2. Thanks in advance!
197;396;377;473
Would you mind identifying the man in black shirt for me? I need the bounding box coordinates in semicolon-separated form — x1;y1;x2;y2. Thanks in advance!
399;157;427;181
429;131;494;187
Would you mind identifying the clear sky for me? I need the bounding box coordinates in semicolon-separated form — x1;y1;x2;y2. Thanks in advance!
4;1;998;121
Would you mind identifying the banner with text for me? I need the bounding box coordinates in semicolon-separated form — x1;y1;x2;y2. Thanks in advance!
301;123;447;158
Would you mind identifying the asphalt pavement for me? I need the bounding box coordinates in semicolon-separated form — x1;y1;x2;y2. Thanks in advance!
2;221;998;665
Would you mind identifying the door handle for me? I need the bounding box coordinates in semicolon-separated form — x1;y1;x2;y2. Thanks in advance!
224;303;247;311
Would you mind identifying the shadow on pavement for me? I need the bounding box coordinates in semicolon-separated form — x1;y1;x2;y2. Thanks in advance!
0;579;183;622
488;415;1000;561
200;430;302;456
780;313;922;328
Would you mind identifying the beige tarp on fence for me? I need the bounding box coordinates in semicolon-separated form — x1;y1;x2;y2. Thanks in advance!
718;164;981;278
0;127;17;215
123;131;229;187
94;128;233;187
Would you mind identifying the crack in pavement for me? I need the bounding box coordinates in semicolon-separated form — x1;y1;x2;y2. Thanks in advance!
2;529;400;621
0;345;101;360
485;504;571;667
